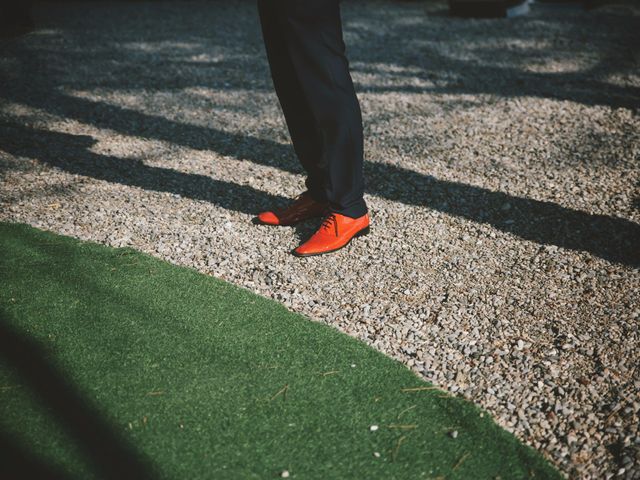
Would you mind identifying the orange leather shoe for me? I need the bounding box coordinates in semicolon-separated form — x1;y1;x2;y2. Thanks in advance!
292;212;370;257
255;191;328;226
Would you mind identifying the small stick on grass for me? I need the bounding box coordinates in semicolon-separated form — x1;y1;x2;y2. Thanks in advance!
320;370;340;376
270;384;289;401
453;452;470;471
401;386;438;392
397;405;416;419
391;435;407;462
387;424;417;430
146;390;164;396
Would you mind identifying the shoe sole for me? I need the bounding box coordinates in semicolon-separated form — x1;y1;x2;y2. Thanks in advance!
291;226;370;257
252;215;324;227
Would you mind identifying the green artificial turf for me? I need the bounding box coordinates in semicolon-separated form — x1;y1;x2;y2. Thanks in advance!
0;222;561;479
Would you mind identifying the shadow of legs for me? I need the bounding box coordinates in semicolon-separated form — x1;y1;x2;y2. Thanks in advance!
2;102;638;266
0;122;289;216
367;163;640;267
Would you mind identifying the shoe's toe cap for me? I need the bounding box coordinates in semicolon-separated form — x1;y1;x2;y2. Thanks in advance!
257;211;280;225
292;244;310;256
292;241;329;257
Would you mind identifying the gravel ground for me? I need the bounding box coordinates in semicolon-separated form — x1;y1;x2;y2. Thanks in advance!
1;1;639;478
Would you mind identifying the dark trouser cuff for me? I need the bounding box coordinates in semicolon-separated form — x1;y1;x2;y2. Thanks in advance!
331;199;368;219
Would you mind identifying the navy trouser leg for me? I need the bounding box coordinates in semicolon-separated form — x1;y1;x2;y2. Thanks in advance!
257;0;327;203
257;0;367;218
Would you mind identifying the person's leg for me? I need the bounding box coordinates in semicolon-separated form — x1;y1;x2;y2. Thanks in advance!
257;0;327;203
277;0;367;218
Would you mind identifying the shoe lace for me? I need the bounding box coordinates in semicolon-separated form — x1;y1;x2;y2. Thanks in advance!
320;212;339;237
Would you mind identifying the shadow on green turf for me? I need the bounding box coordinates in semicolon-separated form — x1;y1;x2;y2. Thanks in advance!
0;222;561;480
0;318;155;479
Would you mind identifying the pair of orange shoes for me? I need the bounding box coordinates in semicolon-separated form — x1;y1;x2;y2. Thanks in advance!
255;192;370;257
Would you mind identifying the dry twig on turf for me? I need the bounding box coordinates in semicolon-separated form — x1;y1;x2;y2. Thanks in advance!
270;384;289;402
453;452;471;471
391;435;408;462
387;424;418;430
397;405;417;419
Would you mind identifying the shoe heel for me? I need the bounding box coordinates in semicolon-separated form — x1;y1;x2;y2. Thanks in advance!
355;226;370;237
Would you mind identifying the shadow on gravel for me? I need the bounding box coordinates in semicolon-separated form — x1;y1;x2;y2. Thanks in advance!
0;311;155;480
0;121;289;216
346;4;640;111
2;113;638;267
350;42;640;111
366;162;640;267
